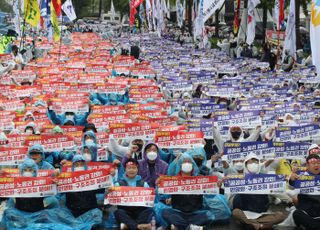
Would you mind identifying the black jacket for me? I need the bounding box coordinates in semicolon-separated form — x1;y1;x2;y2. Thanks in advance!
66;190;98;217
15;197;44;212
233;194;269;213
171;194;203;213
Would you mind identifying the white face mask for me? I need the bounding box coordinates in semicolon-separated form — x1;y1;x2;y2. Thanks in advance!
147;151;157;161
173;93;180;99
247;163;260;174
66;115;74;120
74;166;85;172
83;153;92;162
25;129;33;135
23;171;33;177
85;139;95;145
233;162;244;171
181;162;193;173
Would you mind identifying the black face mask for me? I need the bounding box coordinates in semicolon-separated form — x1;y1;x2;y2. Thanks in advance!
193;157;203;167
231;131;242;139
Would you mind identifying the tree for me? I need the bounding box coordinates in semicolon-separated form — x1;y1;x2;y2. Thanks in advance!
0;1;13;13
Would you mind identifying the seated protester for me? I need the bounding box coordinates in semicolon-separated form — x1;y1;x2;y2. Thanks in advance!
186;148;211;176
47;109;89;126
138;142;168;188
282;49;295;72
28;144;54;170
289;154;320;230
232;153;287;230
97;93;124;106
24;122;39;135
64;155;102;220
82;144;98;162
114;158;154;230
82;130;98;147
212;125;261;153
23;111;35;122
162;153;213;229
11;45;25;70
83;122;98;133
109;138;144;159
1;159;59;229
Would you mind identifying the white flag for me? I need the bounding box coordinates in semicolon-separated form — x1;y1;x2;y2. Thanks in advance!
110;0;116;20
13;0;21;37
310;0;320;73
62;0;77;21
237;8;248;45
246;0;260;45
166;0;170;19
202;0;225;23
282;0;296;59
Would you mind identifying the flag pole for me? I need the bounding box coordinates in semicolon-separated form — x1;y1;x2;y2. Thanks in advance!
19;1;31;51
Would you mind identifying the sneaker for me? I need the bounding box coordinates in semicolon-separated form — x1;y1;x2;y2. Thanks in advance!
189;224;203;230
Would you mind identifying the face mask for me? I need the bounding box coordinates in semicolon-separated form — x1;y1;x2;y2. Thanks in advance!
66;115;74;120
231;131;242;139
193;158;203;167
110;101;117;105
247;163;260;174
25;129;33;135
23;171;33;177
85;139;95;145
173;93;180;99
181;162;193;173
74;166;85;172
83;153;92;162
147;151;157;161
233;162;244;171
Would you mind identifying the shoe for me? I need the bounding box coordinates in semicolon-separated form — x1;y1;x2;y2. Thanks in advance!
120;223;129;230
189;224;203;230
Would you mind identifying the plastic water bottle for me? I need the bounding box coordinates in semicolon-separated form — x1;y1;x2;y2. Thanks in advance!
151;216;156;230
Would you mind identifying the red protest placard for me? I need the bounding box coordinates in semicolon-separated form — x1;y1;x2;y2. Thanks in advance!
88;114;131;128
109;123;160;139
0;99;25;111
25;135;75;152
54;91;90;99
155;131;204;148
48;98;89;114
61;162;114;173
95;83;127;94
0;177;57;197
2;169;55;177
157;175;219;194
0;147;28;166
128;110;168;120
104;186;155;207
6;134;28;148
57;169;113;192
91;105;126;115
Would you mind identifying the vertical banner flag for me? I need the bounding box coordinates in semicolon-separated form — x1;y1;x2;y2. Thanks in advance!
146;0;153;30
13;0;21;36
246;0;260;45
283;0;296;59
274;0;284;30
24;0;41;27
52;0;62;17
111;0;116;20
233;0;241;34
62;0;77;21
311;0;320;74
202;0;225;23
237;7;247;44
130;0;144;25
50;1;60;42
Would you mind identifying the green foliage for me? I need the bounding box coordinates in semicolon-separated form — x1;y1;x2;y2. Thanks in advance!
0;1;13;13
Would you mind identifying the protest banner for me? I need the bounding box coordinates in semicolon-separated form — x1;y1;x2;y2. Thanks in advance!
155;131;204;148
61;162;114;173
91;105;126;115
0;147;28;166
224;141;275;161
213;111;262;128
88;114;131;128
109;123;160;139
2;168;55;177
276;125;320;142
224;174;286;194
104;186;155;207
48;98;89;114
0;177;56;197
294;175;320;195
157;175;219;194
274;142;310;159
25;135;75;152
57;169;113;192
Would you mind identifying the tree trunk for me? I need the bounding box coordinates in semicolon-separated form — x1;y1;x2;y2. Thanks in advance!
188;0;193;35
295;0;301;49
262;6;267;42
215;11;219;37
